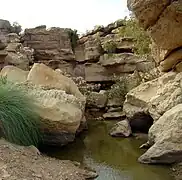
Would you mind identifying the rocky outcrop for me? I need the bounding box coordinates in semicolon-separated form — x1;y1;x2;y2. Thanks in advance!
123;72;182;122
138;104;182;164
22;26;74;63
0;64;86;146
127;0;182;72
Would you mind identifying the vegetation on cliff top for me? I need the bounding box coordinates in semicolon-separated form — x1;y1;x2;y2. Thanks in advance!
118;17;151;56
0;76;42;147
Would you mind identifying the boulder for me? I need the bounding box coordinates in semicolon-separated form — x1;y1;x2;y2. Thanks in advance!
86;91;107;108
138;104;182;164
0;19;12;34
123;72;182;122
6;33;20;43
109;120;132;137
0;64;86;146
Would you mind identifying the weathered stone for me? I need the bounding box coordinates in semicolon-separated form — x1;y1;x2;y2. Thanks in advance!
86;91;107;108
84;38;102;61
123;72;182;122
0;64;86;146
160;48;182;72
0;19;12;34
138;104;182;164
27;63;84;100
103;111;125;120
127;0;171;30
150;1;182;50
74;44;85;62
109;120;132;137
107;107;122;112
6;33;20;43
0;65;28;83
23;27;74;62
73;64;85;77
85;63;136;82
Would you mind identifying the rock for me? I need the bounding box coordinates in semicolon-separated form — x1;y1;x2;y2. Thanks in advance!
107;107;122;112
123;72;182;122
109;120;132;137
138;104;182;164
103;111;125;120
0;65;28;83
127;0;171;30
6;33;20;43
27;63;84;99
150;1;182;50
0;19;12;34
84;38;102;61
27;86;83;146
86;91;107;108
1;64;86;146
99;53;138;66
23;27;74;62
85;63;136;82
160;48;182;72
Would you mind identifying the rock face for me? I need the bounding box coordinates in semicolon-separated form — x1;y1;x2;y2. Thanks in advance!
127;0;182;72
123;72;182;122
0;63;86;146
138;104;182;164
23;26;74;62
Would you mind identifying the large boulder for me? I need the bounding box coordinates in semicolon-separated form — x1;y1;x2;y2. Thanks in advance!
0;64;86;146
123;72;182;122
138;104;182;164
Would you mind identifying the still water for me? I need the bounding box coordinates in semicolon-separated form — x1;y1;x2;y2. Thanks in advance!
45;121;174;180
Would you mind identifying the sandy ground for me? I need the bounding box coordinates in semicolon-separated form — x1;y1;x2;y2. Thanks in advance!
0;139;97;180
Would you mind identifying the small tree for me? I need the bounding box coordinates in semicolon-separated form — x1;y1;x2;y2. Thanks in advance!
12;21;22;35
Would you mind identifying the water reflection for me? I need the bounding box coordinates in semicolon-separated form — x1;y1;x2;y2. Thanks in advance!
45;121;174;180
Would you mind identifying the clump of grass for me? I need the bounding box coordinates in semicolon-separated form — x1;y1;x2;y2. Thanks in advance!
102;40;117;53
0;76;42;147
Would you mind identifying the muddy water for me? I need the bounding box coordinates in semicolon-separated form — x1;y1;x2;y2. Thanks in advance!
45;121;174;180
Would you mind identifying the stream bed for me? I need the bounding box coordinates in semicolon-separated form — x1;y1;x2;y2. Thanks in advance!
45;121;174;180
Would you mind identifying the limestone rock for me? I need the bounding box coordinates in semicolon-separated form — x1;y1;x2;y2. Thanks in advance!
127;0;171;30
0;64;86;146
86;91;107;108
103;111;125;120
109;120;132;137
0;65;28;83
0;19;12;34
6;33;20;43
150;1;182;50
123;72;182;122
23;27;74;62
160;48;182;72
138;104;182;164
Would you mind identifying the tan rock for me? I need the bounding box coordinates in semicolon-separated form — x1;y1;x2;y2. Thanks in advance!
0;65;28;83
27;63;84;99
109;120;132;137
127;0;170;29
138;104;182;164
123;72;182;122
150;1;182;50
103;111;125;120
160;48;182;72
176;61;182;72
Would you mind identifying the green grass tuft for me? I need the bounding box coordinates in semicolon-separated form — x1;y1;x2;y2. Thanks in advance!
0;76;42;147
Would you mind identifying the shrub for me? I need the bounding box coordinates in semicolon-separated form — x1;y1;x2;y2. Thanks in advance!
118;17;151;56
11;22;22;35
67;29;79;52
102;40;117;53
0;76;42;147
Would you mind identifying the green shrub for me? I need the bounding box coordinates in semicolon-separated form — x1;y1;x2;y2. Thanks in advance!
11;21;22;35
102;40;117;53
0;77;42;147
119;17;151;56
67;29;79;52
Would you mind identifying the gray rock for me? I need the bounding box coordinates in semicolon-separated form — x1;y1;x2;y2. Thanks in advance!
109;120;132;137
103;111;125;120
